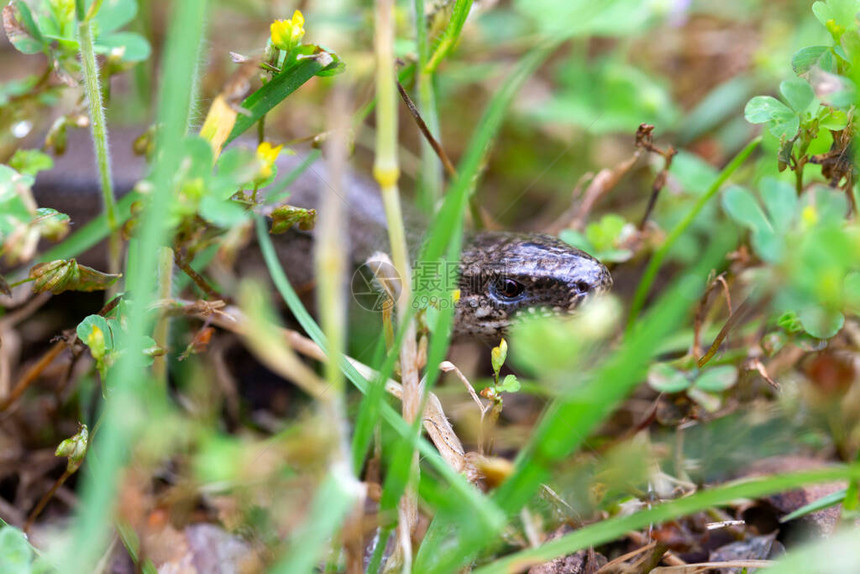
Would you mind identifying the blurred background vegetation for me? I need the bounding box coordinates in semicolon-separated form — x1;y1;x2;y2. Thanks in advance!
2;0;860;572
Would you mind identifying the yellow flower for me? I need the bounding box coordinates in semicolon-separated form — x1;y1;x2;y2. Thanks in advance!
256;142;283;180
270;10;305;52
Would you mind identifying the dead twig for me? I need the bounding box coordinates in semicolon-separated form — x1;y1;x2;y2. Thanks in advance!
636;124;677;231
692;272;732;358
0;293;122;413
697;298;753;368
440;360;492;454
396;79;457;179
174;249;227;302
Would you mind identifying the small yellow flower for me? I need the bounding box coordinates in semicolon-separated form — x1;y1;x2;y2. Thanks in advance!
86;325;106;362
270;10;305;52
256;142;283;180
802;204;818;228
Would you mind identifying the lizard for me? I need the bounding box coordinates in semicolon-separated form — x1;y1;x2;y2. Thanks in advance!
27;127;612;340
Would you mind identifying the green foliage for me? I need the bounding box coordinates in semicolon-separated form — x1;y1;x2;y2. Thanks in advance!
4;0;150;62
648;363;738;412
0;165;70;264
746;0;856;179
55;424;89;473
561;214;635;262
514;0;658;37
0;526;54;574
723;180;856;339
227;46;344;144
534;58;679;133
8;149;53;177
76;303;158;381
29;259;119;294
4;0;860;571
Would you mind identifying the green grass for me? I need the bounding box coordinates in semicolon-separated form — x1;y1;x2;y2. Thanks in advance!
2;0;860;572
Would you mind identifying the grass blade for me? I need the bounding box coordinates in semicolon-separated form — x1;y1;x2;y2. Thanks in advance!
58;1;209;571
254;216;505;532
626;137;761;330
416;235;731;573
226;59;326;145
476;465;860;573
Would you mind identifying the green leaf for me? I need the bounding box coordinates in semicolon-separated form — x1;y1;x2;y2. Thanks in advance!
0;525;37;572
669;151;719;195
213;146;260;199
535;58;679;133
777;311;805;335
759;178;797;235
95;31;151;62
744;96;799;139
9;149;54;177
2;0;46;54
812;0;860;38
804;185;849;225
751;228;784;263
792;46;836;76
647;363;690;393
780;488;846;523
687;387;722;412
226;55;332;145
29;259;121;294
34;208;71;242
814;73;858;108
558;229;594;253
92;0;137;35
818;107;849;130
693;366;738;392
780;79;816;113
491;338;508;375
198;196;248;227
77;315;115;353
55;424;89;473
269;205;316;234
744;96;792;123
498;374;521;393
721;185;772;233
798;306;845;339
585;214;625;249
424;0;474;72
0;165;35;237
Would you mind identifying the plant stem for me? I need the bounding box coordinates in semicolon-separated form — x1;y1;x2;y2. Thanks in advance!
77;12;121;279
151;247;174;386
377;0;422;552
626;137;761;332
413;0;443;212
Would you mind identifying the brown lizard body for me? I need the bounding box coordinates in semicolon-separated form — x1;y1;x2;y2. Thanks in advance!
29;129;611;339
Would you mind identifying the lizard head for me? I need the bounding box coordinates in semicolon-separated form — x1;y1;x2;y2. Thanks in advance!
453;232;612;341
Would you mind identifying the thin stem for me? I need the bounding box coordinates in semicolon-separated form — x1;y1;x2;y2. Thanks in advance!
413;0;443;212
24;469;73;533
174;249;224;301
376;0;422;549
396;80;456;178
696;297;750;368
151;247;174;386
627;137;761;332
77;13;121;279
316;86;353;469
0;341;66;412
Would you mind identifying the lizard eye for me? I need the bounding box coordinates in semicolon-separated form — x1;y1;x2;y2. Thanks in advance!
492;277;525;300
